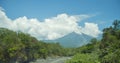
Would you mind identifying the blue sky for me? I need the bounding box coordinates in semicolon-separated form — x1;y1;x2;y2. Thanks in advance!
0;0;120;40
0;0;120;29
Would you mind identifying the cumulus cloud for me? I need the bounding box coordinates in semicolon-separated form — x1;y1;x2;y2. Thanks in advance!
0;9;101;40
81;22;101;37
0;9;12;29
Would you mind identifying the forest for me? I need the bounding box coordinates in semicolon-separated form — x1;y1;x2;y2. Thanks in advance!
0;20;120;63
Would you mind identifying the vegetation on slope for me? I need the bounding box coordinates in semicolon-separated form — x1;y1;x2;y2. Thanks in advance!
66;20;120;63
0;28;74;63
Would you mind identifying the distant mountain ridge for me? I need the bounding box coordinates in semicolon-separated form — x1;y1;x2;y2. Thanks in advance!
44;32;93;47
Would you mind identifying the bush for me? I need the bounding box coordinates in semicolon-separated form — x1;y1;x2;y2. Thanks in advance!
65;53;100;63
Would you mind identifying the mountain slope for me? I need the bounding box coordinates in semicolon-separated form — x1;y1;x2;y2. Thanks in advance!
44;32;93;47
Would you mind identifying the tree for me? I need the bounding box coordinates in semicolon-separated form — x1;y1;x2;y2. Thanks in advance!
113;20;120;30
99;20;120;63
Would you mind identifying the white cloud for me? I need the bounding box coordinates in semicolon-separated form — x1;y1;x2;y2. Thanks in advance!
81;22;101;37
0;9;12;29
0;9;101;40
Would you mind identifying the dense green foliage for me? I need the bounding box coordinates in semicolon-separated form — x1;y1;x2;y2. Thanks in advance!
66;20;120;63
0;28;43;63
66;53;100;63
66;38;100;63
0;28;74;63
99;20;120;63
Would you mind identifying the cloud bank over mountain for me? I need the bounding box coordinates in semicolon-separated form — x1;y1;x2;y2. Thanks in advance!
0;8;101;40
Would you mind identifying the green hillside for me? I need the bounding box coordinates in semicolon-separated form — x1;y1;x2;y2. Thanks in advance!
0;28;75;63
66;20;120;63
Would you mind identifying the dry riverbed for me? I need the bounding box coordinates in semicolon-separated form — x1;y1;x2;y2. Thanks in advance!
30;57;71;63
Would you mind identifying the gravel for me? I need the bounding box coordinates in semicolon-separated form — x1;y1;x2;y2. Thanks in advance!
30;57;71;63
